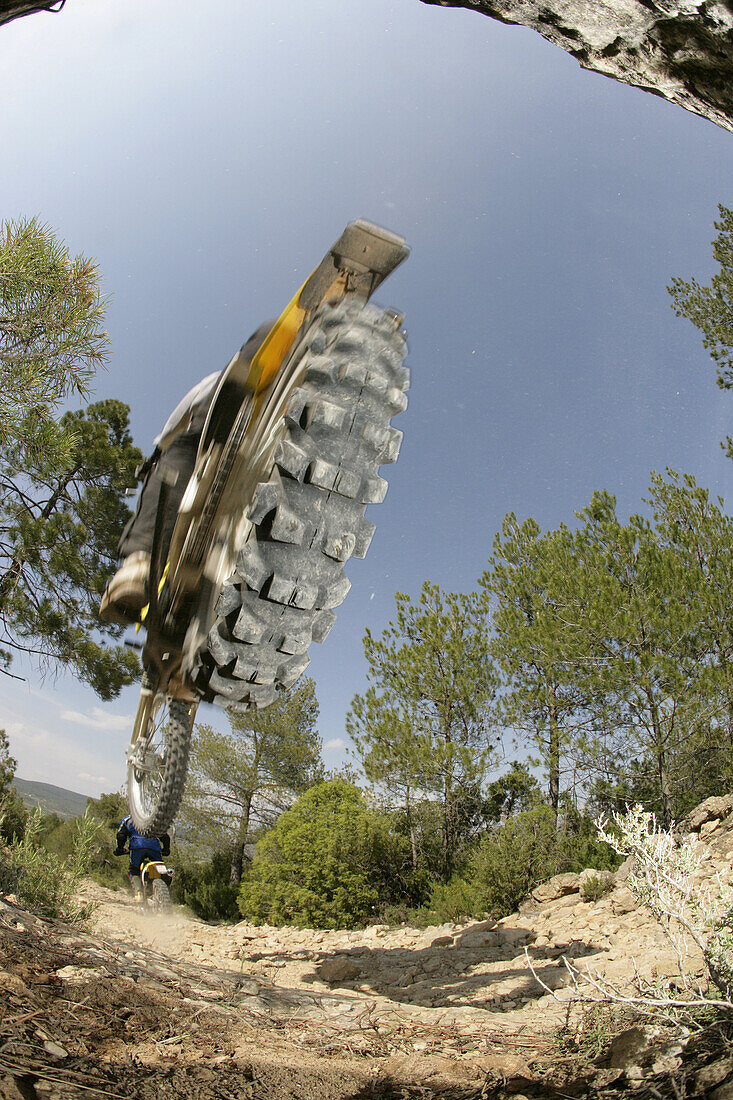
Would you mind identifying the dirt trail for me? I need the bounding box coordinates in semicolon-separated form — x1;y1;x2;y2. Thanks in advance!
2;795;733;1098
0;886;553;1100
84;876;664;1036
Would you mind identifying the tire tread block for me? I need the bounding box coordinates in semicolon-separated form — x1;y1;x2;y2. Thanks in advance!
203;300;408;708
267;573;318;610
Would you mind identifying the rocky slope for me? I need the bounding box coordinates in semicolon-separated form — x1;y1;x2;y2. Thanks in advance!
423;0;733;134
2;795;733;1097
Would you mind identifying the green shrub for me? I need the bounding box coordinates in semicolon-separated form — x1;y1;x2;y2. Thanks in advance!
425;877;483;922
86;792;127;830
85;793;129;889
580;871;615;902
470;805;560;918
468;806;618;920
34;807;121;889
404;876;484;926
38;816;77;860
0;807;100;924
238;778;412;929
173;850;240;921
564;810;622;875
0;788;27;842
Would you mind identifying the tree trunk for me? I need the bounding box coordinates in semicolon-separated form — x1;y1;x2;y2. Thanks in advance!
648;693;674;827
547;682;560;820
421;0;733;135
443;782;452;881
405;782;418;869
442;728;454;881
0;557;23;613
657;747;674;828
229;795;252;885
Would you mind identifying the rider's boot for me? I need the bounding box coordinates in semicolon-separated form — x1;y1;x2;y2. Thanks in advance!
99;551;151;625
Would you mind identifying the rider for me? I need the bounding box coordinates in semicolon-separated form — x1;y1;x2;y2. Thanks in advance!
99;319;274;626
114;814;171;894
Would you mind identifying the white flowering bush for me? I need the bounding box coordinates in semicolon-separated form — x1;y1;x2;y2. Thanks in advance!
596;805;733;1006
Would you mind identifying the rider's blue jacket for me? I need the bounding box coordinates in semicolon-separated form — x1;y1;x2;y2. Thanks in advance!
116;816;169;871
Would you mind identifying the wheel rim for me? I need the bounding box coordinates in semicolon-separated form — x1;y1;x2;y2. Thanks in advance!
127;694;169;825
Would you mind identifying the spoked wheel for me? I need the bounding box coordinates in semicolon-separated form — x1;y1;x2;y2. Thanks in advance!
195;299;409;707
126;694;194;835
151;879;172;912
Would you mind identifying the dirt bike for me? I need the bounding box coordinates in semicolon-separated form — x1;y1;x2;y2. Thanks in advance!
125;220;410;836
130;855;174;914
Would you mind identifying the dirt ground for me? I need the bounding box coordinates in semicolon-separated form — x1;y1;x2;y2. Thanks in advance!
1;882;732;1099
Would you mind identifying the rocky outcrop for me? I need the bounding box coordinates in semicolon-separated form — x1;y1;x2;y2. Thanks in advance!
680;791;733;832
5;0;733;135
0;1;65;28
422;0;733;134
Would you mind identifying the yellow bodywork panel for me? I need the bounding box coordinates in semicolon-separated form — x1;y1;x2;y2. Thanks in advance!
141;859;166;880
245;271;348;394
245;287;307;394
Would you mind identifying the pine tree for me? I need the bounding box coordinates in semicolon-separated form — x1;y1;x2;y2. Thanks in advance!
0;729;27;841
348;582;497;879
647;469;733;806
482;516;592;817
0;399;142;697
180;678;322;884
571;490;698;826
668;205;733;456
0;218;109;466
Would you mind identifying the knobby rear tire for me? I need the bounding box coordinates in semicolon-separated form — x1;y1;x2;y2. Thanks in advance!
151;878;172;912
196;299;409;708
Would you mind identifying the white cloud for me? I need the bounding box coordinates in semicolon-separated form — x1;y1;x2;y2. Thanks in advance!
0;710;52;749
60;707;132;731
324;738;345;751
0;712;117;795
78;772;111;787
23;690;132;732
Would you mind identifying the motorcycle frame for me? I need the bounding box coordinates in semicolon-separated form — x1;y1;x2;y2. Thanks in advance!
127;220;410;757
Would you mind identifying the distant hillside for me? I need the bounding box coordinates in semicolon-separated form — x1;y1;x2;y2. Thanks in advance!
13;778;90;819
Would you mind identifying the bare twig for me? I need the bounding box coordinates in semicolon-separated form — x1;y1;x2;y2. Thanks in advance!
0;1055;126;1098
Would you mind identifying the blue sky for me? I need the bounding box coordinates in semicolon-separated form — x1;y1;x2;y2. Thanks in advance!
2;0;732;796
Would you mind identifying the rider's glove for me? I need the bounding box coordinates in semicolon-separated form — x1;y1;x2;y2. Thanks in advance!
113;847;126;857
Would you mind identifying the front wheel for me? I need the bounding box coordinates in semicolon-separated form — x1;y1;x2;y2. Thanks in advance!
196;299;409;707
126;694;194;835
